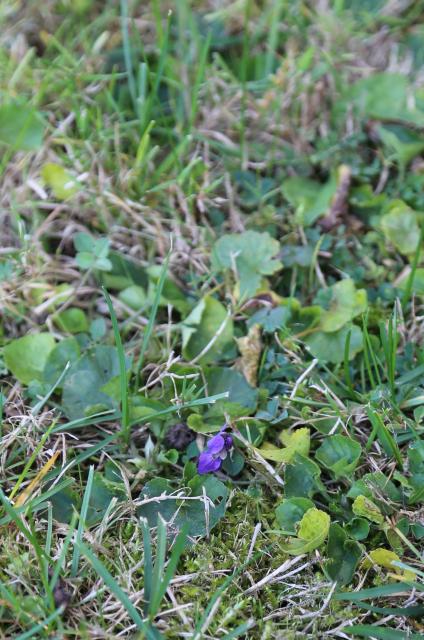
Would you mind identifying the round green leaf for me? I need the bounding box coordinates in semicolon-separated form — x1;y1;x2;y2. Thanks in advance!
315;434;362;478
275;497;314;534
4;333;56;385
0;103;45;150
54;308;89;334
305;324;363;363
319;279;367;333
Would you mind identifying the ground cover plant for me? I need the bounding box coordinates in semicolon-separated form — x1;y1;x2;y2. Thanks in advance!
1;0;424;637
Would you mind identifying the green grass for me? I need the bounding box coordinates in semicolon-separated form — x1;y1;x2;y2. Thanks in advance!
1;0;424;638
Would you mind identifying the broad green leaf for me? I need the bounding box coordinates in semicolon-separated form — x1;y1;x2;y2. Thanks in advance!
408;440;424;473
87;469;125;526
138;475;228;538
0;102;45;150
408;473;424;505
352;495;384;525
4;333;56;384
282;175;337;226
315;434;361;478
181;296;234;365
119;285;147;310
74;232;94;253
380;202;420;256
187;414;223;434
347;472;402;508
275;497;314;534
54;308;89;334
221;449;245;476
285;454;324;499
147;265;191;315
325;523;362;585
280;507;330;555
61;345;131;419
204;367;258;417
378;124;424;171
41;163;80;199
319;279;367;333
50;484;80;523
345;517;370;541
397;268;424;295
305;324;363;363
99;251;148;292
43;337;81;387
347;73;424;126
211;231;282;300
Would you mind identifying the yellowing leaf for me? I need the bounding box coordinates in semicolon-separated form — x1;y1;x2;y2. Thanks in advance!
364;548;415;581
13;451;60;507
257;428;310;463
279;427;310;461
352;495;384;525
380;201;420;256
41;162;80;200
280;507;330;555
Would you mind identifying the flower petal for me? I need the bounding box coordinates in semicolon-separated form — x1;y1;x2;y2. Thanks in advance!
206;434;225;455
197;452;222;474
223;435;233;450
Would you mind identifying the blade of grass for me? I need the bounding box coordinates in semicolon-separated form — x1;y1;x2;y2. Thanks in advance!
365;406;403;468
9;421;58;501
334;582;422;600
49;512;78;593
344;624;422;639
401;221;424;310
224;621;255;639
102;287;129;445
352;601;424;617
15;608;64;640
71;465;95;577
141;519;153;616
134;251;170;388
76;540;161;639
0;478;74;527
150;515;167;617
120;0;137;115
150;523;188;617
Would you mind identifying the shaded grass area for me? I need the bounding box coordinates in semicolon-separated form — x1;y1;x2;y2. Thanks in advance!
1;1;424;638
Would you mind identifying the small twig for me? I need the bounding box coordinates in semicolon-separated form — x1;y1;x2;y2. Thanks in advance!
247;522;262;562
244;556;305;594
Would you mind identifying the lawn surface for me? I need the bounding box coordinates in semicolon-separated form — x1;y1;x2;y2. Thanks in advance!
1;1;424;638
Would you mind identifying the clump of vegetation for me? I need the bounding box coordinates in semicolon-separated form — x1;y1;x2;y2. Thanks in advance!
1;1;424;638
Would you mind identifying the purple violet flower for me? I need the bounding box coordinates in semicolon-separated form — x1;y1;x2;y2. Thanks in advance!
197;429;233;475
